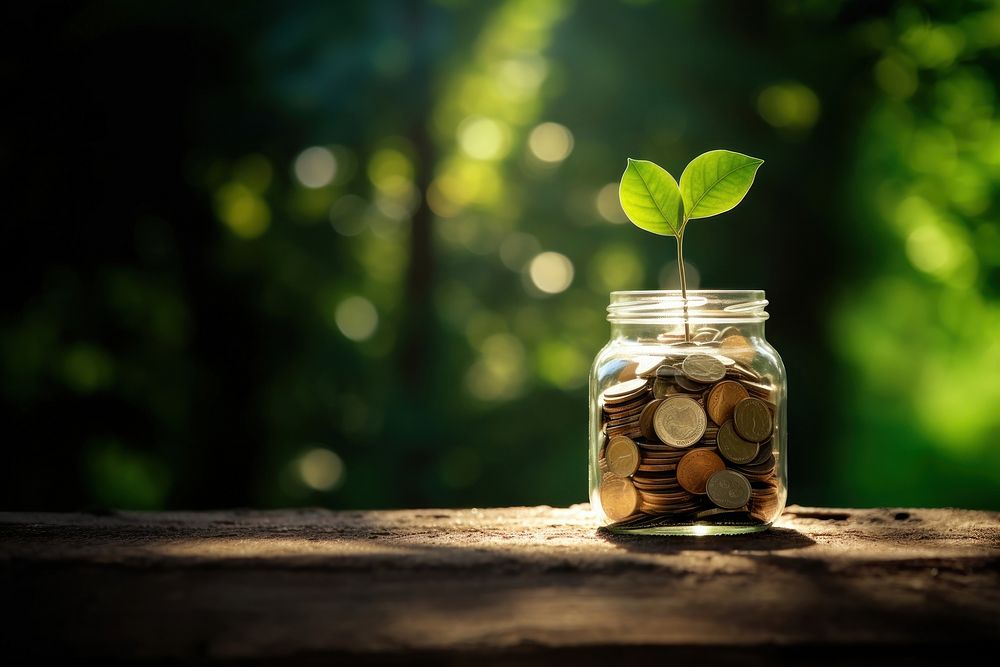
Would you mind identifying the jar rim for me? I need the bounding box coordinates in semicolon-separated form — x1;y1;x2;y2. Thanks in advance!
607;289;769;323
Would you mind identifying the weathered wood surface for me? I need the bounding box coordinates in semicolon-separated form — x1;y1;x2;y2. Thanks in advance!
1;505;998;664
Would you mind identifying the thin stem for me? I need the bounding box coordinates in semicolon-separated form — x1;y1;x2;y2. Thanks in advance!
676;232;690;342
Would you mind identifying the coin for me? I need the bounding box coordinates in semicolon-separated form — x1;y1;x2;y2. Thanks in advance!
604;409;642;425
637;466;677;474
682;354;726;383
740;469;776;484
719;333;756;365
633;480;681;491
600;476;639;521
597;359;630;383
748;443;774;467
717;419;760;464
604;425;642;438
733;397;773;442
652;377;675;399
639;503;702;515
634;356;666;378
602;377;649;403
641;449;688;459
653;396;707;448
655;365;678;378
713;326;741;342
706;380;750;425
675;375;708;392
636;442;688;452
633;474;681;484
705;469;752;509
639;489;693;501
711;353;736;367
676;449;726;495
694;507;746;520
726;365;759;383
741;378;775;395
605;436;640;477
639;399;664;440
603;399;647;416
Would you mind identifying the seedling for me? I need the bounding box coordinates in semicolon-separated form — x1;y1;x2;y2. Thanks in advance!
619;150;763;341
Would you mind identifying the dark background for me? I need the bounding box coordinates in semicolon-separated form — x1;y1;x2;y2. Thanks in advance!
3;0;999;511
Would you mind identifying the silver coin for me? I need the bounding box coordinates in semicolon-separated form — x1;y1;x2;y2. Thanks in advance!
706;469;752;510
682;354;726;383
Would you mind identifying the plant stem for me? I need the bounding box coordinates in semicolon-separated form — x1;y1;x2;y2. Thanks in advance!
676;232;690;343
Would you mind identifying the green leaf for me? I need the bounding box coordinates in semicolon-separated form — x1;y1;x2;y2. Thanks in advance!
679;150;764;220
618;158;685;237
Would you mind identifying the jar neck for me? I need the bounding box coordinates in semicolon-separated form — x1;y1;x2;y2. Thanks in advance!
606;290;769;342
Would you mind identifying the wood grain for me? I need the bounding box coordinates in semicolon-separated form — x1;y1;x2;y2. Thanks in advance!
1;505;998;663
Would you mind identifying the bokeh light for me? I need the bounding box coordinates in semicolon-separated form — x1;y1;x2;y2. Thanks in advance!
458;116;510;160
528;122;574;163
757;82;821;131
334;297;379;342
215;182;271;238
293;146;337;188
528;251;574;294
595;183;628;224
297;448;345;491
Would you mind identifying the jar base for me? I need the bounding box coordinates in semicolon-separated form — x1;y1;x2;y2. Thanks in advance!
605;522;772;536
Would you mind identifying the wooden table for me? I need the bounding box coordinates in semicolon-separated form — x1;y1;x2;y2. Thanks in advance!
2;505;998;664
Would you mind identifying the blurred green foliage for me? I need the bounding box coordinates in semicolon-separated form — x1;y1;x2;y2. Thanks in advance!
2;0;998;511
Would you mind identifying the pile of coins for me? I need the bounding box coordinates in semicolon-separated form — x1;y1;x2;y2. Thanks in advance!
596;330;780;528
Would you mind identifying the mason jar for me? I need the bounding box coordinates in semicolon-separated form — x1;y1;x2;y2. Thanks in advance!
589;290;787;535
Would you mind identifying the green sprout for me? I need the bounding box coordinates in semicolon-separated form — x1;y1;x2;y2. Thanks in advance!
619;149;764;341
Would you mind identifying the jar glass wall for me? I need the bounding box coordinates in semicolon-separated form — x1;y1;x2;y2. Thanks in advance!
589;290;787;535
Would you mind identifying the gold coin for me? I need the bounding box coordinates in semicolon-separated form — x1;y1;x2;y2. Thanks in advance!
717;419;760;465
733;397;774;442
682;354;726;383
719;334;756;365
600;476;639;521
706;380;750;425
653;395;707;448
705;469;752;510
605;436;640;477
676;449;726;495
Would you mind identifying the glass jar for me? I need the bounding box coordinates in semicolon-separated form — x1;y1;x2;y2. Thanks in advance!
589;290;787;535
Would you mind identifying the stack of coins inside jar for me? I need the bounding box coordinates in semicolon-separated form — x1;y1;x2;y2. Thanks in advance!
597;327;780;528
